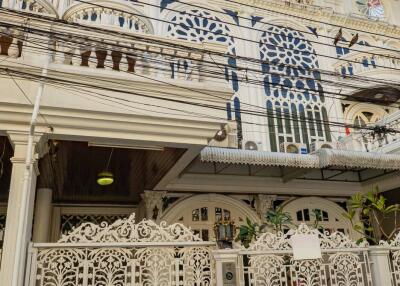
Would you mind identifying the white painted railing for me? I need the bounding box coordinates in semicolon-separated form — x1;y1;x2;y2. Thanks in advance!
334;49;400;76
25;214;216;286
340;112;400;153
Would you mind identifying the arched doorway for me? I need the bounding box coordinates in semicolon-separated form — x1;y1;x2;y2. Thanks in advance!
160;194;259;241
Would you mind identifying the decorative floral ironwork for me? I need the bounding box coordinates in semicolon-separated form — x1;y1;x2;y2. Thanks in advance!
248;255;285;286
167;9;235;55
59;213;202;243
328;252;364;286
240;224;372;286
248;223;368;251
31;214;214;286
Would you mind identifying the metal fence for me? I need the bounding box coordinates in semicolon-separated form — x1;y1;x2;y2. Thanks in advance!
237;224;373;286
25;214;216;286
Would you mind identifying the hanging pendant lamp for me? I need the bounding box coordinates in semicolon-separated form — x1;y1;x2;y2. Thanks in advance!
97;148;114;186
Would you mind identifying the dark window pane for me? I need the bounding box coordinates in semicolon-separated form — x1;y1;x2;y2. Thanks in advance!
215;208;222;222
296;210;303;221
307;106;316;137
304;209;310;221
291;104;301;143
299;104;309;147
321;107;332;142
201;229;209;241
223;210;231;221
314;106;324;137
267;101;277;152
192;209;199;221
283;103;292;134
322;211;329;221
201;207;208;221
276;102;284;133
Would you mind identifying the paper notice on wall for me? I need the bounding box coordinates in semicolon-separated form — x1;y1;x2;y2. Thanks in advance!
291;234;322;260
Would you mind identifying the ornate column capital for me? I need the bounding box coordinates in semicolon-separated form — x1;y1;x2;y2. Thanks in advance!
255;194;277;220
140;190;167;221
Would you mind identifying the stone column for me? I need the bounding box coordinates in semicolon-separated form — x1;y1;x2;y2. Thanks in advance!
369;246;393;286
255;194;277;220
212;249;240;286
140;190;166;221
32;188;53;242
0;131;41;286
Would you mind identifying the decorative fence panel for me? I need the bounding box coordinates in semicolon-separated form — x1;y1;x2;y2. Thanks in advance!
386;233;400;285
238;224;373;286
25;214;215;286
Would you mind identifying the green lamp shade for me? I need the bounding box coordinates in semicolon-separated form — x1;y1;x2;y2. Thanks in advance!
97;171;114;186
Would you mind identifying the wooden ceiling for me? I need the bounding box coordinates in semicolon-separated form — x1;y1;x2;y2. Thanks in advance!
36;140;185;205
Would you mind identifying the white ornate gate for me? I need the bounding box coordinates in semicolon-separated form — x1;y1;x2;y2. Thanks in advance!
238;224;373;286
25;214;215;286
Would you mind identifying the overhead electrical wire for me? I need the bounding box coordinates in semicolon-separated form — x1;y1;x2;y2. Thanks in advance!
1;10;398;136
2;7;400;91
1;62;398;135
5;26;400;116
0;67;381;140
6;22;400;91
224;0;400;42
47;0;400;68
137;0;400;56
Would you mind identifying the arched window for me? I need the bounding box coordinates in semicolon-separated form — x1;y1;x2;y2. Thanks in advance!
353;111;383;127
260;26;330;152
283;197;356;238
167;9;239;91
356;0;385;19
160;194;260;241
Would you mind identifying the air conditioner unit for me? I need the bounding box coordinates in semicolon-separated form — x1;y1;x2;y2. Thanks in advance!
280;142;308;154
310;141;335;154
209;121;238;148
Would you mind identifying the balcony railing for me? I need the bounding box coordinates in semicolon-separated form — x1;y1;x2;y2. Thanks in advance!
334;49;400;77
340;111;400;153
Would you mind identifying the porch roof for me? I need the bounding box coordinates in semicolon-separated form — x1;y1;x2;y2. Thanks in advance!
200;147;400;170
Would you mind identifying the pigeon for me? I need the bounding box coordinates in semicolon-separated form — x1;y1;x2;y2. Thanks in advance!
308;26;318;38
349;33;359;47
334;28;342;46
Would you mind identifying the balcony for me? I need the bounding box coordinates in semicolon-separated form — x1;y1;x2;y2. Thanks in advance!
334;49;400;77
341;111;400;153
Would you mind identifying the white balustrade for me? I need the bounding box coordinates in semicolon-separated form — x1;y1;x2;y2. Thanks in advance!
51;38;208;83
68;7;150;34
335;51;400;76
342;115;400;153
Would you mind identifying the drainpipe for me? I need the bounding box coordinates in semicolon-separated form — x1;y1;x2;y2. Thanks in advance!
12;42;52;286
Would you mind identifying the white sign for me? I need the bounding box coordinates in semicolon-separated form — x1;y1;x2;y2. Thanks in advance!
291;234;322;260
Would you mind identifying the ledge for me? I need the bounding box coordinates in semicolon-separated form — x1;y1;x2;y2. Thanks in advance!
201;147;400;170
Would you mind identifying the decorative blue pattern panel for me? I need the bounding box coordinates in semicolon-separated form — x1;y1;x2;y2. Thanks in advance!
168;9;242;144
260;27;331;151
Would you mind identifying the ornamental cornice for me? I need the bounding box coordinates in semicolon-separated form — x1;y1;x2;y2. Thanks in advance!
219;0;400;38
0;102;224;147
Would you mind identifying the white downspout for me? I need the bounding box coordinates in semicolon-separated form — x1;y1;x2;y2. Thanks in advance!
12;44;52;286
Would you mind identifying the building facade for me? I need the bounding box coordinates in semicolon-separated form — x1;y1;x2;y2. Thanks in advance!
0;0;400;284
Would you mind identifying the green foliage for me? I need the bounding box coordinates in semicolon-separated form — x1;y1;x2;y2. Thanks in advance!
235;206;294;248
235;217;260;248
342;186;400;244
265;206;292;232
